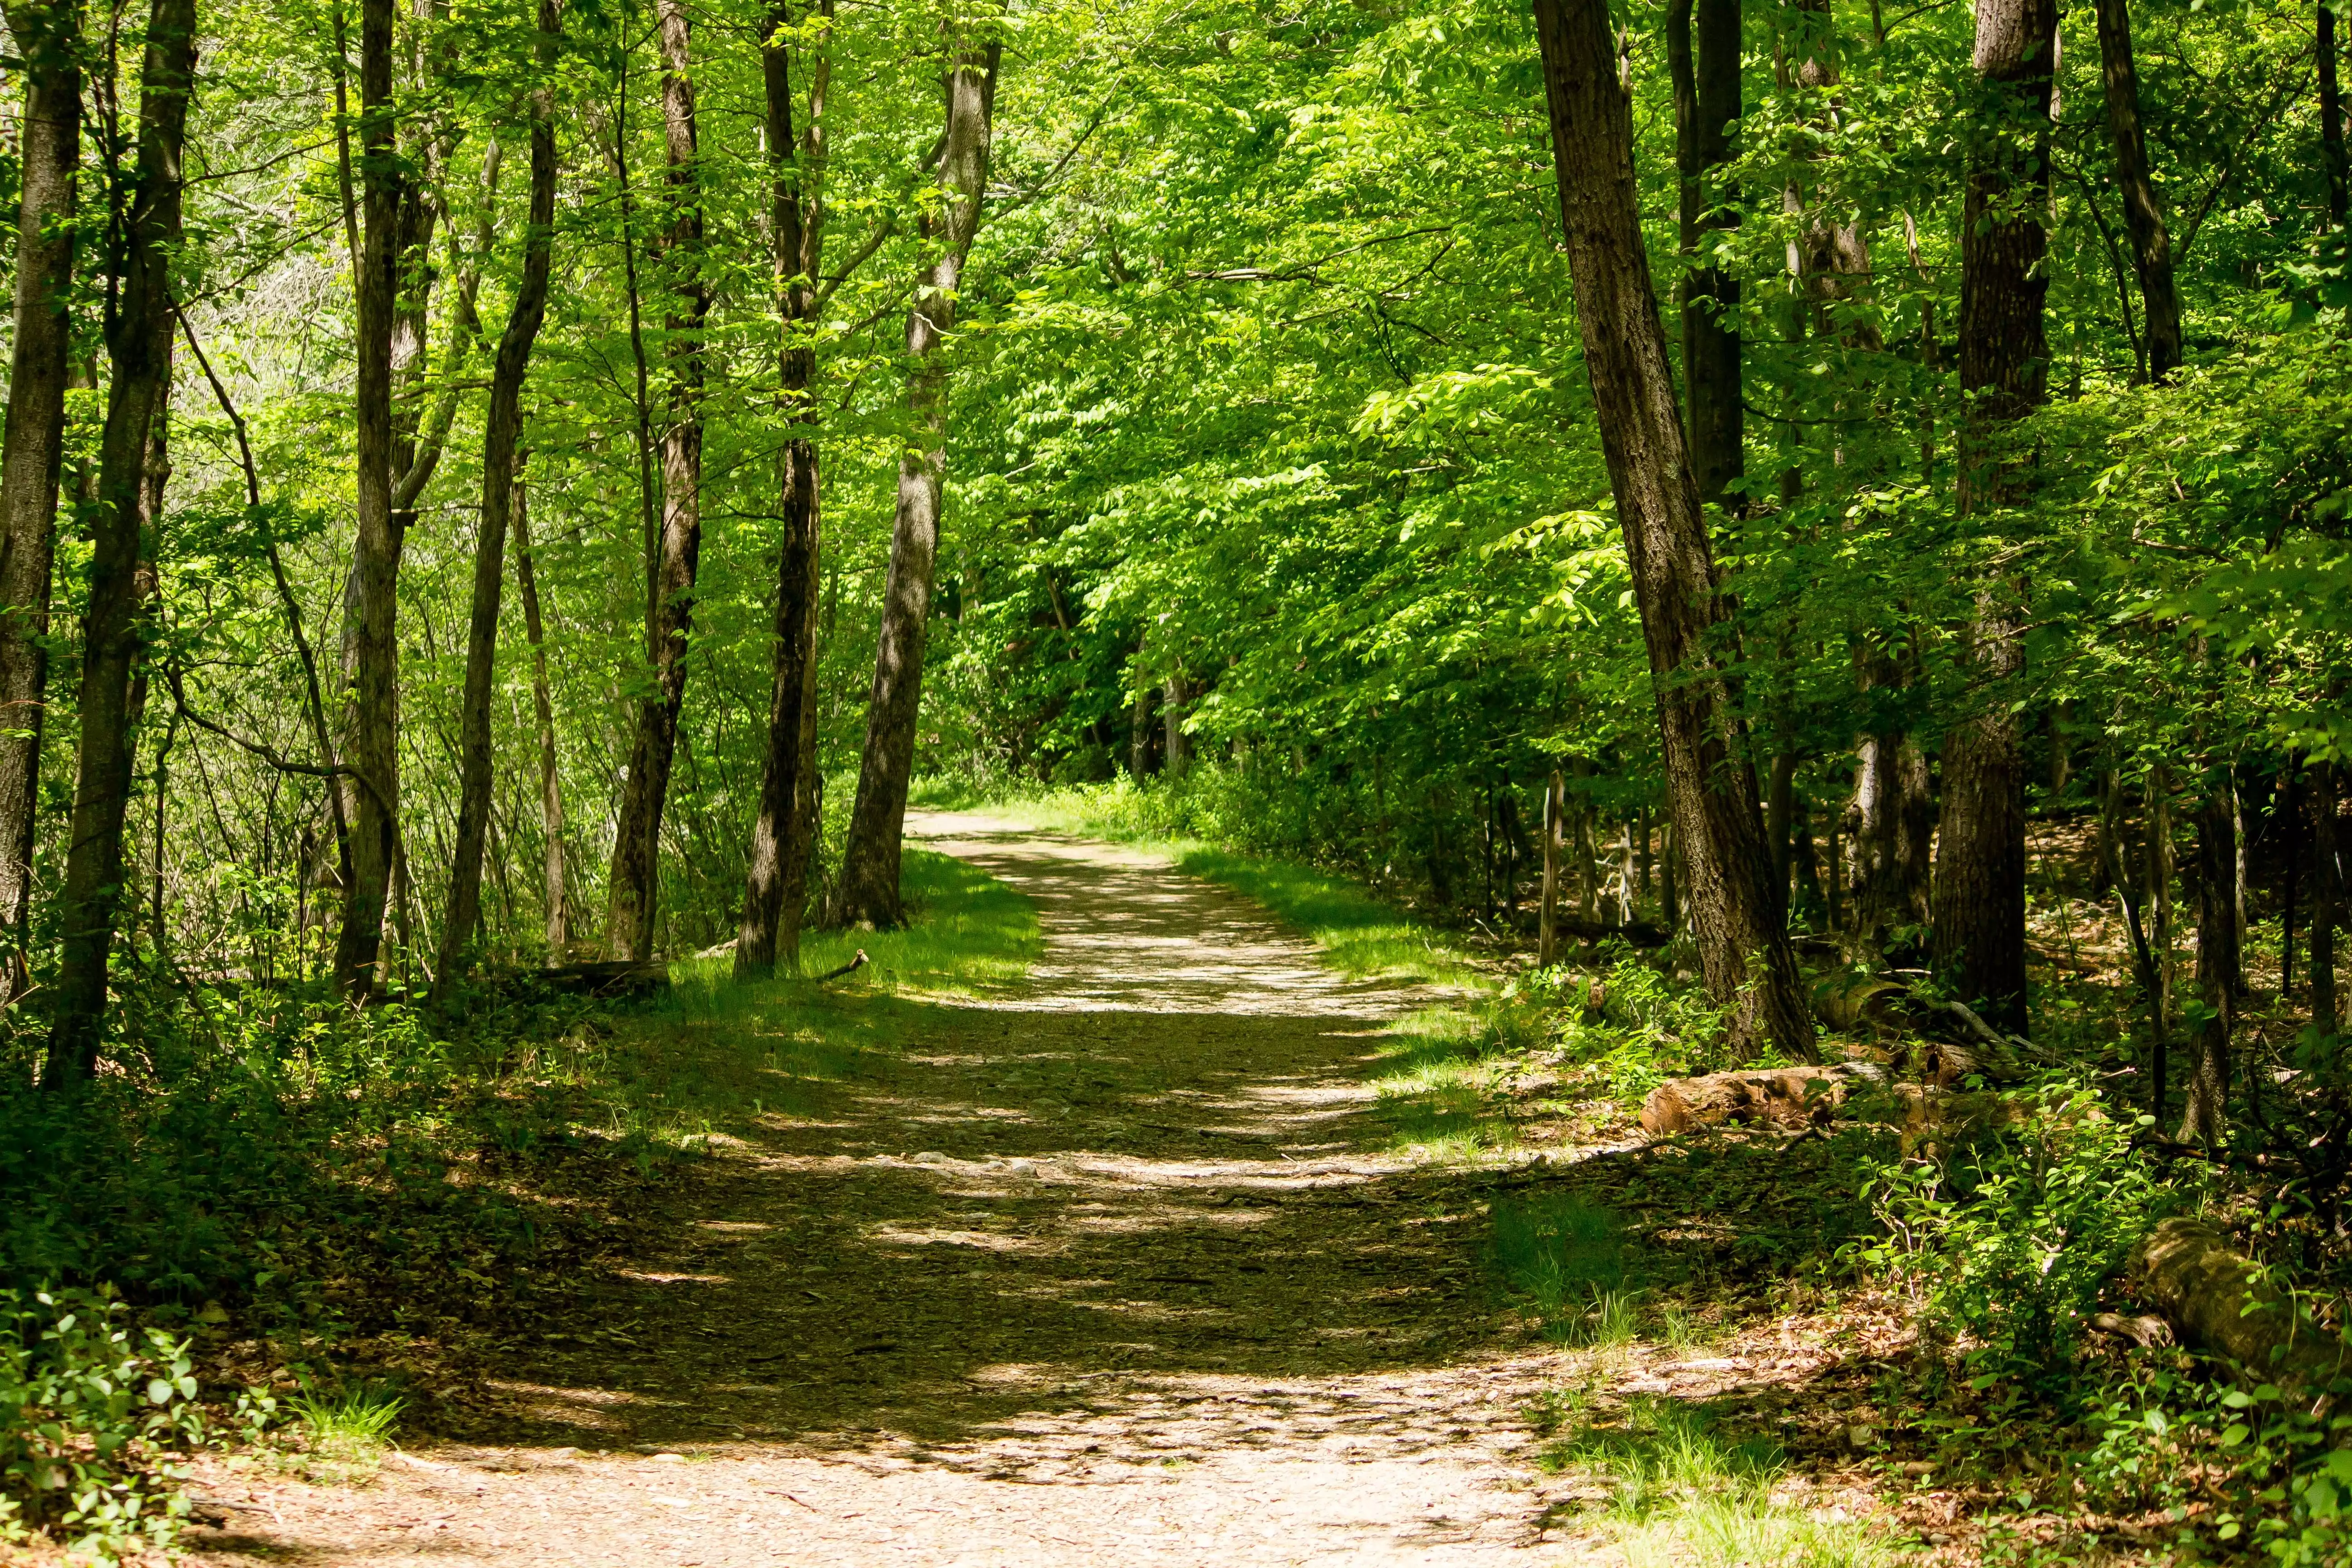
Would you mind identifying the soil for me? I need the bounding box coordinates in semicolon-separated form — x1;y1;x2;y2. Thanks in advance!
176;814;1875;1567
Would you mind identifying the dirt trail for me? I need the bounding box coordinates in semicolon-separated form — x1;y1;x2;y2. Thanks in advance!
188;814;1598;1566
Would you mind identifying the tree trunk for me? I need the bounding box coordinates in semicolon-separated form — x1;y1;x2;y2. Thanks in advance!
605;0;708;961
43;0;193;1083
1767;749;1796;900
511;467;567;956
1128;681;1155;777
1667;0;1743;509
1540;769;1565;967
435;0;559;997
2094;0;2180;380
2325;0;2348;226
1931;0;2056;1034
738;0;831;980
0;0;81;972
2313;761;2340;1030
332;0;407;999
1161;671;1190;777
2180;781;2238;1148
2148;764;2177;1117
1533;0;1814;1059
833;30;1000;928
1850;647;1935;956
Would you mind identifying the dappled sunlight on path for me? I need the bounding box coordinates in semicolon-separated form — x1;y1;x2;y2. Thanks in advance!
187;814;1604;1566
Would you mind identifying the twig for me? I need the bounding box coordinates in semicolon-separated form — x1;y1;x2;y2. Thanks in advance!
815;948;867;983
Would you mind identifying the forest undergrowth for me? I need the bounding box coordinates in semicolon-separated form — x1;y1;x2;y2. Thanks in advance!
0;849;1037;1563
969;771;2352;1567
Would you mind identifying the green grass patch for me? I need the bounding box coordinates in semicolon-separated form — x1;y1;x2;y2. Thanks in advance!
1539;1397;1901;1568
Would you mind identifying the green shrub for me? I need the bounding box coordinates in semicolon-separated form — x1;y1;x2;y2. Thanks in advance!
1858;1078;2161;1382
0;1287;206;1561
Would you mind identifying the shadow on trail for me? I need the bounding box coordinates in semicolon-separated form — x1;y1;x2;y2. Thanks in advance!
453;821;1530;1465
456;820;1875;1483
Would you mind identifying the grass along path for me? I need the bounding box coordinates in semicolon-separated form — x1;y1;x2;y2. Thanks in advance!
174;813;1916;1568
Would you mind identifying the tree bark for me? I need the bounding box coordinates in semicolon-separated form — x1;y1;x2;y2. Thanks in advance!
1533;0;1814;1059
1931;0;2055;1034
2180;779;2238;1148
331;0;408;999
1668;0;1743;509
605;0;709;960
511;467;567;956
738;0;831;980
43;0;194;1082
0;0;82;971
2325;0;2348;225
2094;0;2180;381
832;31;999;928
435;0;559;995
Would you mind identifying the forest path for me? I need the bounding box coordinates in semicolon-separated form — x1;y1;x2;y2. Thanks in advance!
189;813;1601;1566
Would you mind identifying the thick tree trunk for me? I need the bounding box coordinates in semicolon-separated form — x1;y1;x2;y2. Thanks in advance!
2324;1;2348;225
738;0;831;980
43;0;194;1082
2180;781;2238;1148
1931;0;2055;1034
511;470;567;956
832;32;1000;929
1667;0;1743;509
332;0;407;999
435;0;559;996
606;0;708;960
0;0;81;969
1533;0;1814;1059
2094;0;2180;380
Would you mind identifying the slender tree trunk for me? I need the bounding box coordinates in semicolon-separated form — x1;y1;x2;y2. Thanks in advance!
2181;780;2238;1148
332;0;407;999
2325;0;2348;225
738;0;831;980
512;466;567;956
0;0;82;975
833;30;999;928
2231;770;2250;995
1931;0;2056;1033
2313;760;2340;1029
44;0;194;1082
2095;0;2180;380
1161;671;1190;778
1668;0;1743;509
1767;750;1796;901
1533;0;1814;1058
1128;681;1154;777
1540;769;1565;967
435;0;559;996
605;0;708;960
1850;647;1935;956
2148;764;2176;1117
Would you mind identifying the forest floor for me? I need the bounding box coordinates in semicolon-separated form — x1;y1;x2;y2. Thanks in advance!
168;813;1940;1568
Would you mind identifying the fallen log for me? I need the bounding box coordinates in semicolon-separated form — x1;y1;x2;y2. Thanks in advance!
1639;1062;1886;1135
2131;1219;2348;1386
538;958;668;997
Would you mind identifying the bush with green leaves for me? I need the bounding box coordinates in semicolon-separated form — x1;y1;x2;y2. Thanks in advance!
1857;1079;2163;1382
0;1287;206;1560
